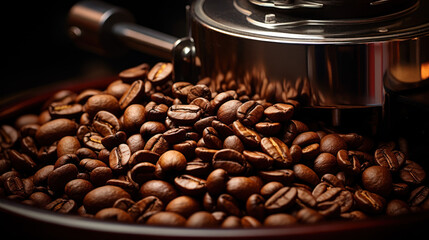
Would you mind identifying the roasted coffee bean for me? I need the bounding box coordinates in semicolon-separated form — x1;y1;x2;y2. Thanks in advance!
7;149;37;174
155;150;187;179
140;121;166;137
122;104;146;133
93;111;121;137
118;80;146;110
54;154;80;168
45;198;77;214
146;211;186;226
236;100;264;126
226;177;259;201
212;149;247;175
55;136;81;158
313;153;338;176
260;182;284;198
166;196;201;218
148;62;173;85
354;190;386;214
4;176;27;197
386;199;411;216
65;179;94;202
217;193;242;217
374;148;399;172
255;122;282;136
186;211;219;228
185;159;210;177
95;208;133;222
260;137;293;167
293;164;319;187
106;179;138;195
128;196;164;222
84;94;121;118
314;186;353;213
246;193;265;221
232;120;261;148
90;166;113;186
174;174;207;197
36;118;78;146
145;102;168;121
48;102;83;119
119;63;149;82
211;120;234;138
101;131;127;150
408;186;429;210
259;169;295;185
109;144;131;173
217;100;242;125
104;80;130;100
203;127;222;149
47;163;78;193
243;150;273;170
337;149;361;175
190;97;214;117
362;166;392;197
0;125;18;149
83;185;131;214
194;116;216;133
82;132;105;151
162;127;187;144
172;82;193;100
167;104;202;126
223;135;244;153
399;160;426;185
296;187;317;208
296;208;324;223
187;84;211;103
265;187;297;212
139;180;178;204
144;134;169;155
264;103;294;122
264;213;297;226
126;134;145;154
129;162;156;184
129;150;160;166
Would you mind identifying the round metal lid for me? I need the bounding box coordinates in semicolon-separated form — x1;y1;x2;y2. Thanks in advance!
192;0;429;44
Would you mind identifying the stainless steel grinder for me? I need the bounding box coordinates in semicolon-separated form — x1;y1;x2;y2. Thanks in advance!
68;0;429;134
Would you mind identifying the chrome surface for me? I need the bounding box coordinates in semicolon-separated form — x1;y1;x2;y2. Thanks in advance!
191;0;429;107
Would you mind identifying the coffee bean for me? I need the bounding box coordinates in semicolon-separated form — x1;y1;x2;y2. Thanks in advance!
232;120;261;148
362;166;392;197
167;104;202;125
155;150;187;179
264;103;294;122
399;160;426;185
337;149;361;175
65;179;94;202
320;134;347;155
45;198;77;214
118;80;146;110
83;185;131;214
293;164;319;187
212;149;247;175
265;186;297;212
260;137;293;167
7;149;37;174
408;186;429;210
202;127;222;149
354;190;386;214
174;174;207;197
146;211;186;226
217;100;242;125
254;122;282;136
119;63;149;82
139;180;178;204
187;84;211;103
109;144;131;173
374;148;399;172
226;177;259;201
95;208;133;222
144;134;169;155
386;199;411;216
217;193;242;216
264;213;297;226
148;62;173;85
36;118;78;146
243;150;274;170
259;169;295;185
166;196;201;218
84;94;121;118
186;211;219;228
47;163;78;193
236;100;264;126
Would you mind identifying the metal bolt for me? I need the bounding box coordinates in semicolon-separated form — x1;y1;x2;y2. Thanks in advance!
264;13;276;24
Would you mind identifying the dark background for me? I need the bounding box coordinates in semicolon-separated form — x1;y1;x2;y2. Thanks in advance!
1;0;190;101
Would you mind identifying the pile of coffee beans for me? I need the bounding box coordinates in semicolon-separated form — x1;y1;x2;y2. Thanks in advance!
0;62;428;228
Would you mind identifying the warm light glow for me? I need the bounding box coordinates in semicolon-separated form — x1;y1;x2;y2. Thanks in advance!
421;62;429;80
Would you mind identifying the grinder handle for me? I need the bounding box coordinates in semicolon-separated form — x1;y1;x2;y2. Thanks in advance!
67;1;196;82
